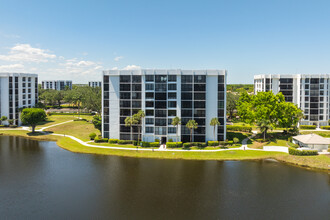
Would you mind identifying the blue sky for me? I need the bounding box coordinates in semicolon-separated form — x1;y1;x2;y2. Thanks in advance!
0;0;330;83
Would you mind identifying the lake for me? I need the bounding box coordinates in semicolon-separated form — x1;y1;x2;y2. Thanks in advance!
0;136;329;219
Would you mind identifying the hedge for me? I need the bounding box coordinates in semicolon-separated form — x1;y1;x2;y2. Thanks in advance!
9;125;17;128
117;140;133;145
150;142;160;147
109;139;119;144
288;147;318;156
49;113;93;115
183;143;192;148
94;137;108;143
191;142;207;147
166;142;183;148
299;125;316;130
207;141;219;146
89;133;96;140
227;125;252;132
320;126;330;130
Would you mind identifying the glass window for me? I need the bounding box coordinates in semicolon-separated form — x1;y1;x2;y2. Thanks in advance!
305;85;309;89
168;75;177;82
320;78;324;83
194;93;206;100
145;84;154;90
132;101;141;108
132;92;141;99
218;101;224;109
181;93;192;100
194;75;206;83
320;84;324;89
155;93;166;100
155;118;167;126
120;75;130;82
146;101;154;107
305;103;309;108
194;101;205;108
194;110;205;117
146;110;154;116
120;84;130;91
155;75;167;82
146;118;154;125
146;75;154;82
132;84;141;91
155;110;166;117
181;110;192;117
168;110;176;116
120;101;130;108
194;84;206;91
168;101;176;108
218;75;224;83
146;127;154;133
182;101;192;108
182;84;192;91
218;84;224;91
305;91;309;96
120;109;131;116
132;75;141;83
168;93;177;99
120;92;130;99
155;84;167;92
304;78;309;83
182;75;192;83
155;101;166;108
168;127;176;134
168;84;177;90
146;92;154;99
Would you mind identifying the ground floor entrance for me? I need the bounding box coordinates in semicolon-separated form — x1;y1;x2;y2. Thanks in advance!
161;137;167;145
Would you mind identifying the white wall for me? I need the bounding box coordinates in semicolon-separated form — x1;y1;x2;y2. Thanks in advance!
205;75;218;141
109;76;120;139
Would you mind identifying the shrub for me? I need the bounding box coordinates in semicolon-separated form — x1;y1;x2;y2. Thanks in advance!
183;143;192;148
50;113;92;115
155;139;160;142
118;140;133;145
0;125;5;127
227;125;252;133
108;139;119;144
320;126;330;130
89;133;96;140
288;136;293;142
46;112;52;116
168;139;173;142
288;147;318;156
233;137;239;144
207;141;219;146
166;142;183;148
133;141;138;146
226;141;233;145
150;142;160;147
94;137;108;143
219;141;226;146
299;125;316;130
141;142;150;147
9;125;17;128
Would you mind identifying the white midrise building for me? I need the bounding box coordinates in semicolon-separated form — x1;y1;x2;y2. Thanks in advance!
102;69;227;144
89;81;101;88
0;73;38;125
254;74;330;127
42;80;72;90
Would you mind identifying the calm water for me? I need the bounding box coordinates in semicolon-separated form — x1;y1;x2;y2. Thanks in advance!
0;136;329;219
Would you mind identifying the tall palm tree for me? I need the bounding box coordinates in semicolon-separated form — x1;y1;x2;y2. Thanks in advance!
125;116;138;140
171;116;181;142
186;120;198;143
210;118;220;141
133;110;145;143
257;119;272;140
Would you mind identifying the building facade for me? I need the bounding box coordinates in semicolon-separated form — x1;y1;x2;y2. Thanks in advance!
89;81;101;88
254;74;330;127
42;80;72;90
0;73;38;125
102;69;227;143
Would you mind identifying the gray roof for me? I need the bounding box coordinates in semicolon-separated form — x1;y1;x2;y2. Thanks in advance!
293;134;330;145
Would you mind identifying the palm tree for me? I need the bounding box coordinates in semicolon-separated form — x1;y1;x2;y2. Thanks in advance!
186;120;198;143
133;110;145;143
257;119;272;140
171;116;181;142
210;118;220;141
125;116;138;140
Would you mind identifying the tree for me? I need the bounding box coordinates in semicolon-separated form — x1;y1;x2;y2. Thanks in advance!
8;119;15;125
133;110;145;143
227;92;239;120
277;102;303;133
210;118;220;141
0;116;8;125
186;120;198;143
125;116;138;141
256;119;272;140
20;108;47;133
233;137;239;145
92;115;102;131
171;116;181;142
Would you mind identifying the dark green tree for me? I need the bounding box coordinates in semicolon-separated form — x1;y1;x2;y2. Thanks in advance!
20;108;47;133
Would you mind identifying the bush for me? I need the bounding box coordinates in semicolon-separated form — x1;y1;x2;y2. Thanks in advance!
50;113;92;115
9;125;17;128
118;140;133;145
299;125;316;130
191;142;207;147
219;141;226;146
227;125;252;133
288;136;293;142
207;141;219;146
141;142;150;147
108;139;118;144
166;142;183;148
183;143;192;148
94;137;108;143
226;141;233;145
233;137;239;144
89;133;96;140
320;126;330;130
150;142;160;147
289;147;318;156
168;139;173;142
133;141;138;146
155;139;160;142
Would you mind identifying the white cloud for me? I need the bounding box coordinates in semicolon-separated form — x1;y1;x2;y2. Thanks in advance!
0;63;24;71
114;56;124;61
111;67;118;70
123;64;141;70
0;44;56;63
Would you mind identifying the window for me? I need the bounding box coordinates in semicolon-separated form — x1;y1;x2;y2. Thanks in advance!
218;84;224;91
120;84;130;91
155;101;167;108
120;109;130;116
168;75;176;82
194;93;205;100
132;84;141;91
168;101;176;108
218;75;224;83
181;93;192;100
194;84;205;91
146;110;154;116
305;85;309;89
132;75;141;83
146;101;154;107
320;84;324;90
305;97;309;101
155;93;166;100
194;75;206;83
120;101;130;107
320;78;324;83
132;101;141;108
146;118;154;125
155;84;167;92
320;91;324;96
120;75;130;82
155;118;166;126
181;84;192;91
305;91;309;96
146;92;154;99
305;103;309;108
218;92;224;100
145;84;154;90
194;110;205;117
155;110;166;117
320;97;324;101
155;75;167;83
146;127;154;133
168;127;176;134
182;75;192;83
168;93;176;99
168;84;176;90
168;110;176;116
146;75;154;82
305;78;309;83
182;101;192;108
120;92;130;99
181;110;192;117
218;101;224;109
194;101;205;108
132;92;141;99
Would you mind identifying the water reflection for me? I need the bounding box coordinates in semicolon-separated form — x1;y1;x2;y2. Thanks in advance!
0;136;329;219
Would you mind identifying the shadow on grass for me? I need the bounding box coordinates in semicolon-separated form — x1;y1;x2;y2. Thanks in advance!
36;120;56;126
27;131;54;136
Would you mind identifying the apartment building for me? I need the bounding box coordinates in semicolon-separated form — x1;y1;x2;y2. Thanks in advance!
42;80;72;90
89;81;101;88
102;69;227;143
0;73;38;125
254;74;330;127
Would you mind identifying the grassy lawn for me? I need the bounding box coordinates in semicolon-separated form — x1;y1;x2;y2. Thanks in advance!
35;115;94;129
249;132;291;148
46;120;100;141
300;131;330;138
275;154;330;170
226;131;252;144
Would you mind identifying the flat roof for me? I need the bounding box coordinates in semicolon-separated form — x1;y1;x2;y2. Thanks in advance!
293;133;330;145
103;69;227;76
254;74;330;79
0;72;38;77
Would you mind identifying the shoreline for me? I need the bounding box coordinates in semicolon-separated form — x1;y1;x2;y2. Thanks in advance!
1;130;329;172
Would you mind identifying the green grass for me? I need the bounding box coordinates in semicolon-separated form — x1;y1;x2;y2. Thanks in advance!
35;115;93;129
226;131;252;143
300;131;330;138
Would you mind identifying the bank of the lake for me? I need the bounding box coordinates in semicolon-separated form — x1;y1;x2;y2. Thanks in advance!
1;129;329;171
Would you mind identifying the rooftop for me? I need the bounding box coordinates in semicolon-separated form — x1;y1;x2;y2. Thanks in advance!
292;133;330;145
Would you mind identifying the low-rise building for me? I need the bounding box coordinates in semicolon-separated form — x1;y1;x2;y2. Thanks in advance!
0;73;38;125
42;80;72;90
292;133;330;152
89;81;101;88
